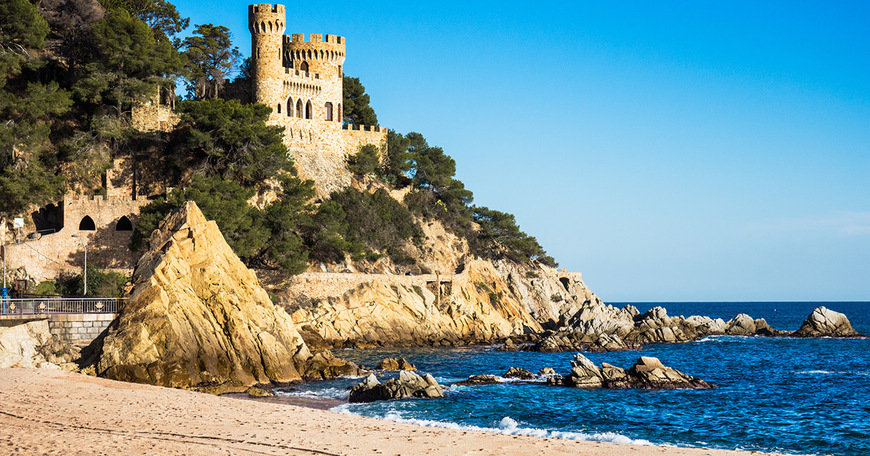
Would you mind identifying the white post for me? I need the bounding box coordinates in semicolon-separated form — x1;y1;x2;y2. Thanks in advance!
83;240;87;296
72;235;88;296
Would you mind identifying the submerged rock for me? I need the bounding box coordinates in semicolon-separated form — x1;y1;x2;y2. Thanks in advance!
558;354;714;390
349;371;445;403
503;367;535;380
96;202;314;393
792;307;863;338
376;357;417;371
454;374;501;386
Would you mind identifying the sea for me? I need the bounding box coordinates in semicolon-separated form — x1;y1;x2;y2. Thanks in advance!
277;302;870;456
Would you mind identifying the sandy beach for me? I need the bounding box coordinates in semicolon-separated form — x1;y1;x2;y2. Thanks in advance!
0;368;796;456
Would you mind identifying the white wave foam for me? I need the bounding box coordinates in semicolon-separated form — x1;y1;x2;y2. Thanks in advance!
331;407;652;446
795;370;870;376
277;387;350;400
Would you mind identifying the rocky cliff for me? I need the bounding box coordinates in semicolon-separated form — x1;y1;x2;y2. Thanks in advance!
281;217;601;348
96;202;329;393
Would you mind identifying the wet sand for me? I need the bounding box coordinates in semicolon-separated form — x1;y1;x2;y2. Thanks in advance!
0;368;795;456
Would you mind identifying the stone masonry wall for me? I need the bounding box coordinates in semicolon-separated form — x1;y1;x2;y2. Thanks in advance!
3;195;148;284
48;313;116;345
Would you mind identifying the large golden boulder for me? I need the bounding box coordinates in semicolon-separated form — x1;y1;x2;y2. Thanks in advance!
97;201;311;392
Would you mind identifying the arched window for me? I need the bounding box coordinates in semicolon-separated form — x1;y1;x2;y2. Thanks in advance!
300;61;309;72
79;216;95;231
325;102;333;121
116;216;133;231
277;103;281;113
338;103;342;122
287;97;293;117
296;99;303;118
305;100;312;119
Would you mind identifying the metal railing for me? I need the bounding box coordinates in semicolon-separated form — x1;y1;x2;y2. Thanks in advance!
0;298;124;316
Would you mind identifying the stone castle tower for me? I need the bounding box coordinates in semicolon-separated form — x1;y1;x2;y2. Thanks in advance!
249;4;386;196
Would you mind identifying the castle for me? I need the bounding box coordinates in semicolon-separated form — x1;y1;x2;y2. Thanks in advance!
249;4;387;196
1;4;387;288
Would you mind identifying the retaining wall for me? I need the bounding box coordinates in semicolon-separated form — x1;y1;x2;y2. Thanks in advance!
48;313;117;345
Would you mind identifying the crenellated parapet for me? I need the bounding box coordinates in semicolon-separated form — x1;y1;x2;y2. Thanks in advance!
248;4;286;35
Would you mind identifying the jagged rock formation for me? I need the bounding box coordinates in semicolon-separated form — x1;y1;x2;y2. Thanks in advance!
530;304;787;352
349;371;444;403
288;259;571;348
96;202;353;393
556;354;714;390
793;306;863;338
282;215;603;348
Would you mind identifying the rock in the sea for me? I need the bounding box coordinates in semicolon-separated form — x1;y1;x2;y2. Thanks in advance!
563;353;603;388
626;356;714;389
531;330;638;353
538;367;557;376
559;354;714;390
376;357;417;371
503;367;535;380
96;202;314;393
792;306;863;338
454;374;501;386
349;371;444;403
301;350;361;379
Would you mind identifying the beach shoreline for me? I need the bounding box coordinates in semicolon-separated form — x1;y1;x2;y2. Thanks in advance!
0;367;799;456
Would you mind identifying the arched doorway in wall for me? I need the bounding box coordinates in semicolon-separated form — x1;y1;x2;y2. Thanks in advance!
305;100;312;119
116;216;133;231
300;61;309;72
79;216;96;231
296;99;303;118
325;102;333;121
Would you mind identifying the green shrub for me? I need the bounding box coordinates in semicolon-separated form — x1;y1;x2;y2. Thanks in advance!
33;281;58;296
348;144;380;175
56;264;128;297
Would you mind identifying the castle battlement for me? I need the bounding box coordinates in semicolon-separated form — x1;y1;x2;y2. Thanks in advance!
342;124;385;133
289;33;344;45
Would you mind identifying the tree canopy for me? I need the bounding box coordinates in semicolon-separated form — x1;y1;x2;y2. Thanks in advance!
181;23;241;100
342;76;377;126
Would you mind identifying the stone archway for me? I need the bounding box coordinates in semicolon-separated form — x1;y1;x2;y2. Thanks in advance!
78;215;96;231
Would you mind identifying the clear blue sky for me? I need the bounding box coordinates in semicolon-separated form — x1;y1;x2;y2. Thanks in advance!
172;1;870;302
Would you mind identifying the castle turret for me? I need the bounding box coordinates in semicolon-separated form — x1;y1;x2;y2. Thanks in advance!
286;33;346;122
249;4;286;114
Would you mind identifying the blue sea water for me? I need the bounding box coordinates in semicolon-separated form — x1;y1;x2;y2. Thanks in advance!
278;302;870;456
